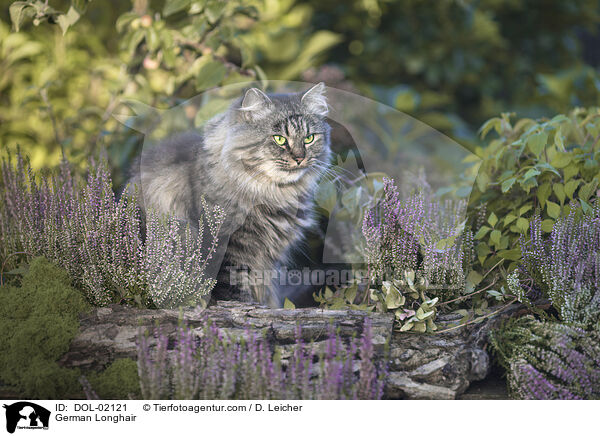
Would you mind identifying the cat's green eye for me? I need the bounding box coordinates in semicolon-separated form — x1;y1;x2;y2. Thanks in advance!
304;134;315;144
273;135;287;146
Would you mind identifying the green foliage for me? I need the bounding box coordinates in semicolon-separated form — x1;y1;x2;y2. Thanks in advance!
308;0;600;136
313;280;374;312
465;108;600;270
0;257;90;398
2;0;339;182
369;272;439;333
88;359;141;399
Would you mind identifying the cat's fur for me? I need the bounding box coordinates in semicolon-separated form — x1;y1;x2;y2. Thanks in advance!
128;83;331;307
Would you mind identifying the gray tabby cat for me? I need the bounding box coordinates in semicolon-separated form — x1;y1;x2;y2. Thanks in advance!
129;83;331;307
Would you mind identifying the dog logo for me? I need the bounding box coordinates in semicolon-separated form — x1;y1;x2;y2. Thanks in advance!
3;402;50;433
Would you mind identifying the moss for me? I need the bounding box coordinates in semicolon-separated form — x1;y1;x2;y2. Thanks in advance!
88;358;141;399
0;257;91;398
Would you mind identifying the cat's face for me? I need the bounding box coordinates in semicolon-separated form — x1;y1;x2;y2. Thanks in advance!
228;83;331;185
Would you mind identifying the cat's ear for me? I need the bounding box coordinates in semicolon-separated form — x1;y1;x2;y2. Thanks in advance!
240;88;272;120
301;82;328;116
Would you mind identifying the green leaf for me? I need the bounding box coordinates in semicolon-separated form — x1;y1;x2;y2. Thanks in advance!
553;184;566;204
550;152;572;169
504;214;518;226
345;285;357;303
146;27;160;51
116;12;139;33
563;163;579;182
163;0;190;16
412;321;427;333
9;2;33;32
546;201;561;219
385;288;405;309
519;204;532;216
497;248;521;261
399;321;414;332
579;179;598;202
195;58;227;91
516;217;529;233
283;298;296;309
479;118;501;138
535;162;560;177
541;219;555;233
522;168;541;181
467;270;483;286
487;212;498;227
56;6;81;35
564;179;581;200
537;182;552;208
526;132;547;158
501;177;517;193
474;226;491;240
490;229;501;246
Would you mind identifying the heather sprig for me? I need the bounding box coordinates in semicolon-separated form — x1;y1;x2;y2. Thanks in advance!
0;153;224;308
136;319;385;400
490;316;600;400
362;177;471;291
513;203;600;327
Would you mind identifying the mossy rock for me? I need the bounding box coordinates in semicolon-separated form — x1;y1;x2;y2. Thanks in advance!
0;257;91;398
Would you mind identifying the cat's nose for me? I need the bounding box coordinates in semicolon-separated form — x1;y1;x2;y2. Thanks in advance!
293;156;305;165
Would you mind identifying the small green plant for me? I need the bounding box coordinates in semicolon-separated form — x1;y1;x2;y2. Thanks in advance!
490;316;600;400
464;109;600;270
369;272;439;333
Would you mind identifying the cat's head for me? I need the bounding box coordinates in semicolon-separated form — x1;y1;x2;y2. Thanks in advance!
226;83;331;185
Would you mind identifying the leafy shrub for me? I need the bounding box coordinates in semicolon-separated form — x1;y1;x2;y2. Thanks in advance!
308;0;600;133
135;319;385;400
0;153;224;308
360;177;473;332
2;0;339;178
87;359;141;399
465;109;600;270
490;316;600;400
509;203;600;328
0;257;90;398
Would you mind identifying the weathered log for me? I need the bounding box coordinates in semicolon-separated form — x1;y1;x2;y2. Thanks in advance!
59;301;511;399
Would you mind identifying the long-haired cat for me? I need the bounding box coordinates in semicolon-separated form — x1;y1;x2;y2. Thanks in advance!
129;83;331;307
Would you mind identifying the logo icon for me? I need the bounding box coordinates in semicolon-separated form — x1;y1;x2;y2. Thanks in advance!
3;402;50;434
